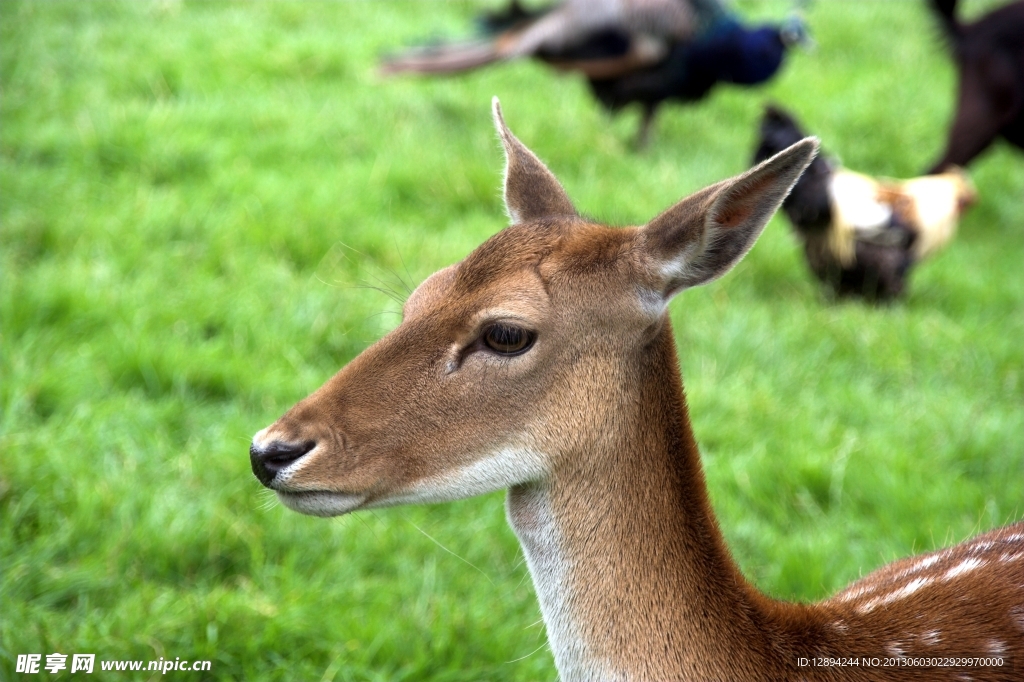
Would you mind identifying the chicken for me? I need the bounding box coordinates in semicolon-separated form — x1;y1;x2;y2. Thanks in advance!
754;106;975;301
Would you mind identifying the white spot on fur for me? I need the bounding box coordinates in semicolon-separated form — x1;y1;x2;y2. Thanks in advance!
986;640;1006;655
942;558;984;581
886;642;906;658
920;630;941;646
832;621;848;633
907;553;942;574
999;551;1024;563
890;553;944;582
837;581;882;603
894;576;933;600
855;599;878;614
856;577;933;614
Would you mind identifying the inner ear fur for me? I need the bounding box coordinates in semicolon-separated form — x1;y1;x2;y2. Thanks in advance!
492;98;577;225
642;137;819;296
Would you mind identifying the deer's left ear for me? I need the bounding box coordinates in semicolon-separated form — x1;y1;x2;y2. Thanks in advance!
639;138;818;300
492;98;577;224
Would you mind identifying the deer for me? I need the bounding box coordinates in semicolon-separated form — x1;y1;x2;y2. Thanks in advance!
250;99;1024;681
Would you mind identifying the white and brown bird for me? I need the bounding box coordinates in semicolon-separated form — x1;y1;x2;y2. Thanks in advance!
754;106;976;301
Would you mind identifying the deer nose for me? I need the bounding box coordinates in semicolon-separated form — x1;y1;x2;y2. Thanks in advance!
250;440;316;487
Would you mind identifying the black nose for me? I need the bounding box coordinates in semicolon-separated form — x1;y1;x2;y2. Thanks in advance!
250;440;316;487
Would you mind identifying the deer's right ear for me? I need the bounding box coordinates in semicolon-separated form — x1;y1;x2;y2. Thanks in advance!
492;98;577;224
638;138;818;301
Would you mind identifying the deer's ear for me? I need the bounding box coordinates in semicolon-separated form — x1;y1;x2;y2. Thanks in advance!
639;138;818;299
492;98;577;224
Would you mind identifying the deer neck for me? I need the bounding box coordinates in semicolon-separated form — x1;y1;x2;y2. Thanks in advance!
506;322;796;681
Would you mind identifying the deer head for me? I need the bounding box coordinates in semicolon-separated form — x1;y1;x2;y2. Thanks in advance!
250;99;816;517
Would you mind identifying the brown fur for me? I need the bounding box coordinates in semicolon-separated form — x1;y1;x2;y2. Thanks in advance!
251;101;1022;681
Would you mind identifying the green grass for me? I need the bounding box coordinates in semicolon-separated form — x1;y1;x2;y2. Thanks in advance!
2;0;1021;679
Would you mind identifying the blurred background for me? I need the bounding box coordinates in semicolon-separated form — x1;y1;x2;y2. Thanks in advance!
1;1;1021;680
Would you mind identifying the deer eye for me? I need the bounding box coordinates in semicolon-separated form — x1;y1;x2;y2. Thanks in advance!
482;323;535;355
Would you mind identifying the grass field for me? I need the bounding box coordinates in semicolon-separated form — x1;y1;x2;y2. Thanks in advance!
2;0;1022;680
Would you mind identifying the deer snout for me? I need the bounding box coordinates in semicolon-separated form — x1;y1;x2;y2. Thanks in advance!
249;439;315;487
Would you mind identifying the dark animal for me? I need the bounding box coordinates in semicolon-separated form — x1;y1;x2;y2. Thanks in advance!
927;0;1024;172
755;106;975;301
382;0;807;146
582;11;809;145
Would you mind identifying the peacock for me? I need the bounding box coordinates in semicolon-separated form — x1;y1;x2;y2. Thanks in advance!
382;0;809;146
